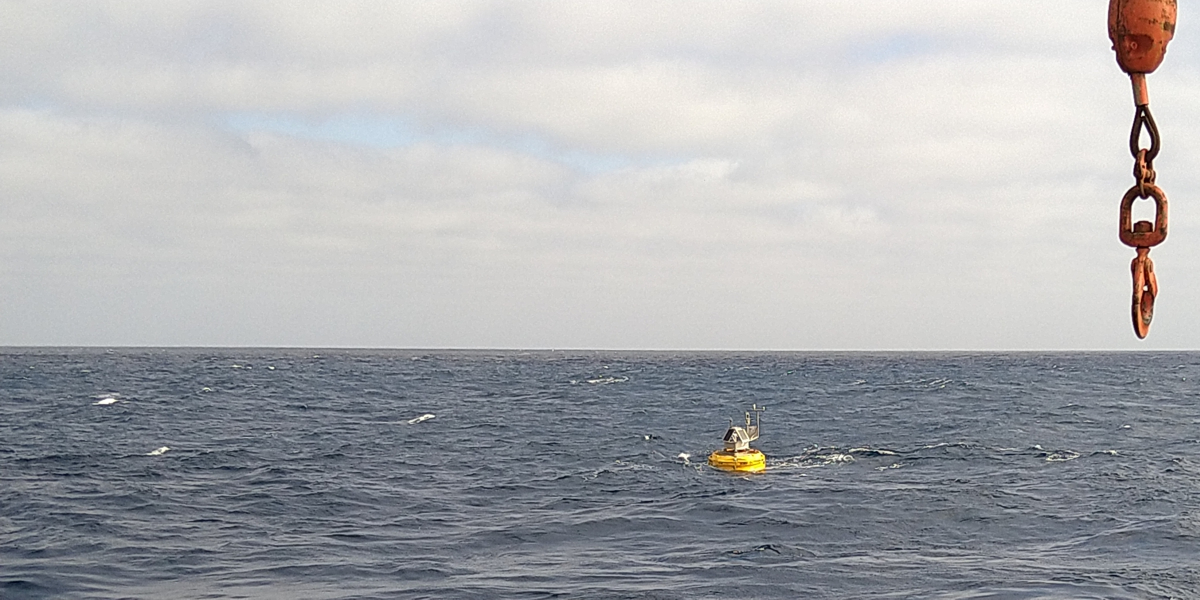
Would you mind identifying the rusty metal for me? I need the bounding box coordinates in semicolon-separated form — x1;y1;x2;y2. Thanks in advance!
1119;185;1168;248
1130;73;1151;107
1132;148;1155;198
1110;0;1175;338
1129;108;1160;166
1109;0;1176;75
1119;185;1167;337
1131;245;1157;339
1119;184;1168;249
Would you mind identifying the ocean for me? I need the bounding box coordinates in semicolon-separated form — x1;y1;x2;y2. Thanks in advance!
3;349;1200;599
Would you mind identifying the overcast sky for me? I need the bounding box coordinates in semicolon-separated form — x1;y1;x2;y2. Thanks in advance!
4;1;1200;350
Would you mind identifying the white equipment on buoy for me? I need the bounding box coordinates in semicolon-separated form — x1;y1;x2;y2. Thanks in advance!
708;404;766;472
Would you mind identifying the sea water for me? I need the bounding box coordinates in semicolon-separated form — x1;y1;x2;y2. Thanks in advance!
4;349;1200;599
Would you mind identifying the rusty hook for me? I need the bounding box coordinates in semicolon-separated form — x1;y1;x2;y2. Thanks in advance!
1131;244;1158;339
1110;0;1175;339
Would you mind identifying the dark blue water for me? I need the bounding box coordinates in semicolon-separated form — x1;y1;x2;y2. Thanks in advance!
4;349;1200;599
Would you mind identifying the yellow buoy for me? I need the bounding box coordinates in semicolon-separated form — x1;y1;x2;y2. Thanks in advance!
707;404;767;473
707;448;766;472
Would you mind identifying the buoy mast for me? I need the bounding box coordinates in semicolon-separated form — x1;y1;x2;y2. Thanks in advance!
722;404;763;452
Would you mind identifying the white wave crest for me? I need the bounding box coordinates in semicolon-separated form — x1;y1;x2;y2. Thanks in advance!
585;376;629;385
1044;451;1080;462
94;393;120;405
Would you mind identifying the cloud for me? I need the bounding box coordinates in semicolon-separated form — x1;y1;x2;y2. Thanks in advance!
2;1;1199;348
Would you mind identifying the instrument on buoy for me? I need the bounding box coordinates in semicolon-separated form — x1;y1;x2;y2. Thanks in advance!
708;405;766;473
1108;0;1176;338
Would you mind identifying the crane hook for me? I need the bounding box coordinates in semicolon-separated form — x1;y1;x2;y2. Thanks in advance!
1109;0;1176;339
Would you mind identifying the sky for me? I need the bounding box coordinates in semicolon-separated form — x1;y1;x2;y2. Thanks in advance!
4;1;1200;350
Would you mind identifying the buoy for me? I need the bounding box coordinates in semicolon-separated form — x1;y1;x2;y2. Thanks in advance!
708;404;766;473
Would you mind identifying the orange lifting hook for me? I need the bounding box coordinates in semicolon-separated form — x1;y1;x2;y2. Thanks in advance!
1109;0;1176;338
1131;237;1159;340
